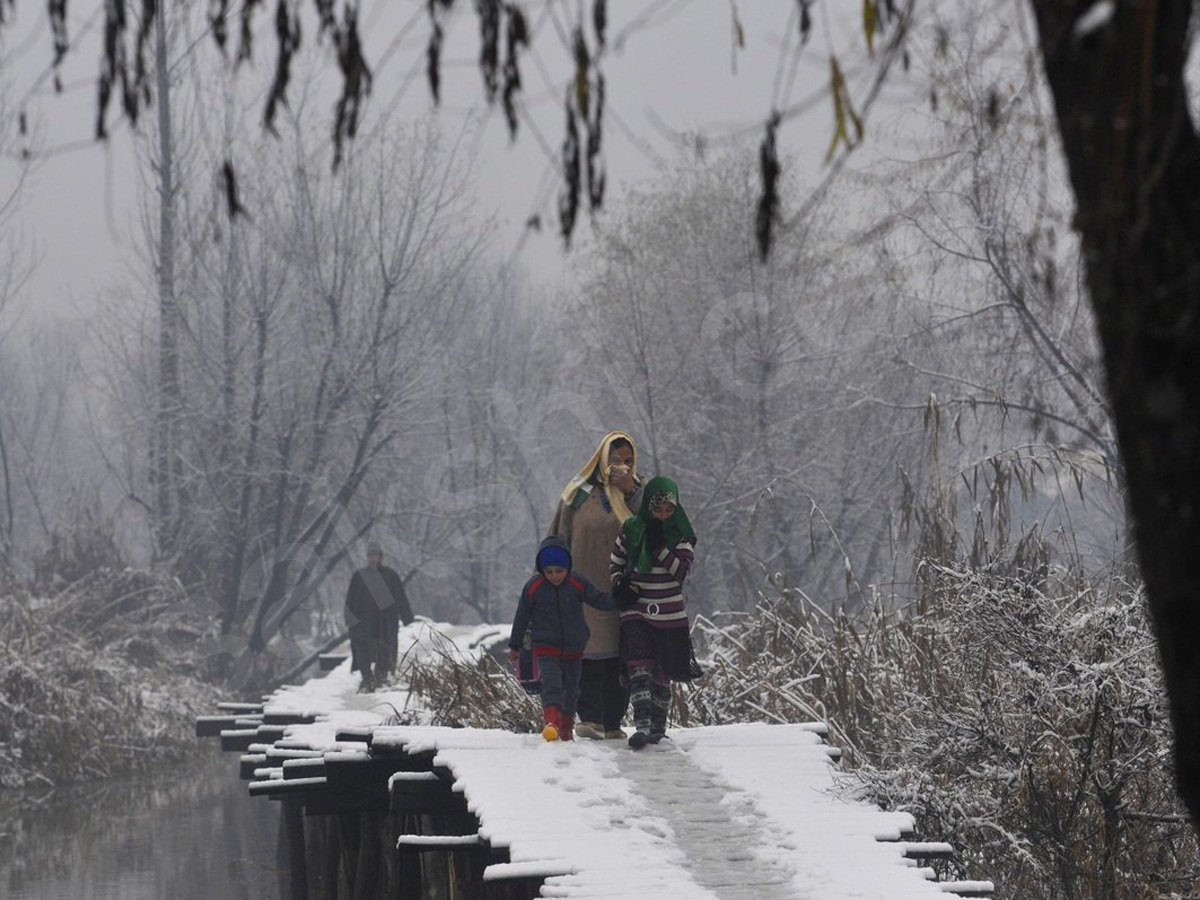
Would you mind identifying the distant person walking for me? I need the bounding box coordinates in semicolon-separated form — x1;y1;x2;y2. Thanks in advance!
548;431;643;740
344;541;414;693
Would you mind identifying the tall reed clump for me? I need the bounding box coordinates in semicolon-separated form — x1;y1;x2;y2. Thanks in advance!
684;550;1197;899
396;629;541;732
0;566;221;794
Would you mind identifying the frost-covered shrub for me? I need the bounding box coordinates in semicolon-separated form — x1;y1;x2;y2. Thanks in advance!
395;633;541;732
854;565;1192;898
31;509;124;593
686;561;1198;898
0;568;220;795
404;654;541;732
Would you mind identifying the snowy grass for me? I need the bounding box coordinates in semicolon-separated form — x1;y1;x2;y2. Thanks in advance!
688;560;1199;898
402;553;1197;897
391;624;541;732
0;568;221;796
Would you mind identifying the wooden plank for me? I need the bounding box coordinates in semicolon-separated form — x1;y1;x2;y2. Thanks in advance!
323;755;427;814
389;772;450;795
240;753;268;780
336;727;374;743
248;776;328;798
266;748;326;761
319;653;348;671
939;883;994;898
390;791;469;814
874;824;918;841
263;711;318;726
480;859;570;900
256;725;289;742
902;841;955;861
196;715;261;737
284;759;326;780
217;701;265;713
366;734;419;759
395;834;484;853
221;728;263;752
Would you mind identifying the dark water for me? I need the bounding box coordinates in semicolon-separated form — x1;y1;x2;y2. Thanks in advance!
0;744;281;899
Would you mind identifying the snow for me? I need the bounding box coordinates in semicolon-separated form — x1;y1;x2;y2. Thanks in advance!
389;771;441;787
396;834;483;846
250;621;987;899
1074;1;1115;38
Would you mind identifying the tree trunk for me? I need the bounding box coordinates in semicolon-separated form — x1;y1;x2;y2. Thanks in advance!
249;401;390;652
0;415;14;544
154;6;183;554
1031;0;1200;830
221;307;269;633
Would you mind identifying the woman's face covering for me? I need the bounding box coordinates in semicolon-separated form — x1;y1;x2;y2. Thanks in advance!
607;445;634;476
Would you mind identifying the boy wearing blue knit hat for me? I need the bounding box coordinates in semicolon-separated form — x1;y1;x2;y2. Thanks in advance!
508;536;616;741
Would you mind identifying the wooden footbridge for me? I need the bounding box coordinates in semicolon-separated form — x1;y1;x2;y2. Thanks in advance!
195;622;995;900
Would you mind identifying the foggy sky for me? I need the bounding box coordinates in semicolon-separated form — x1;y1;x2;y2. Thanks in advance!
4;0;884;321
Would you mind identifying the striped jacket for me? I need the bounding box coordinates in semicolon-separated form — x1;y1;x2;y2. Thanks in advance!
609;530;695;629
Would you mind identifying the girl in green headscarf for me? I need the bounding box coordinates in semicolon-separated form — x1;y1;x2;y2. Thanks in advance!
608;476;700;749
619;476;696;575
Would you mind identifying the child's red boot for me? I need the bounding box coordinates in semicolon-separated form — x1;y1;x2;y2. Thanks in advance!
542;706;561;741
560;714;574;742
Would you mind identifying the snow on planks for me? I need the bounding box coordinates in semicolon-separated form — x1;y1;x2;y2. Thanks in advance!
195;620;995;899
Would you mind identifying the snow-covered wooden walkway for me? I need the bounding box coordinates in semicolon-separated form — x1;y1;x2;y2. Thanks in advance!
197;621;994;899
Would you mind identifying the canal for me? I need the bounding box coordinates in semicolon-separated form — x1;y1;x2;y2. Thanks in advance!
1;744;280;899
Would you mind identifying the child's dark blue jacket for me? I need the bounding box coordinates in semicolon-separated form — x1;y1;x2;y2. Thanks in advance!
509;536;615;657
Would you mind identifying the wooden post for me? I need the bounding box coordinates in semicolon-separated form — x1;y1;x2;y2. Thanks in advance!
317;816;342;900
303;814;328;899
283;799;310;900
352;811;383;900
383;811;403;900
396;813;422;900
277;803;290;899
339;812;361;899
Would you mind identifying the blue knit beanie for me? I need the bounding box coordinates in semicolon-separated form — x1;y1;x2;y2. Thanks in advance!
537;545;571;572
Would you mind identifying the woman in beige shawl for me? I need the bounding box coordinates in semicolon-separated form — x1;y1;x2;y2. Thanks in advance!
547;431;643;739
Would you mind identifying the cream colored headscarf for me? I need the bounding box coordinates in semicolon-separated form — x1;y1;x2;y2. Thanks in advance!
559;431;640;522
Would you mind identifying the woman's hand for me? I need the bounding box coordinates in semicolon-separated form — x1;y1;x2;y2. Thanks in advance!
613;576;639;609
608;465;636;495
507;648;519;662
646;518;666;552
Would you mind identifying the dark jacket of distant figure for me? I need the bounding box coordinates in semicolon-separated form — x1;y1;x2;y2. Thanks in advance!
344;565;413;673
509;536;616;658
